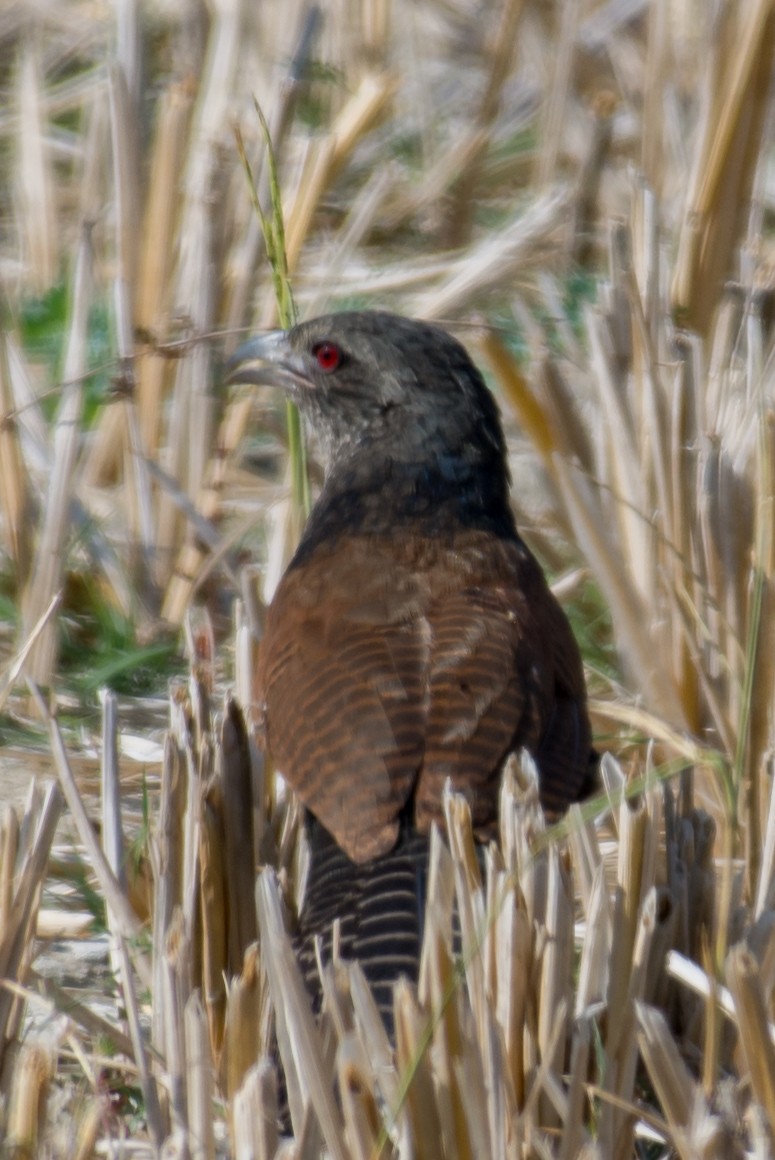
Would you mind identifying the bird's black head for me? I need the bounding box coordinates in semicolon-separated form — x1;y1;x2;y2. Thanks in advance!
228;310;516;541
229;310;507;472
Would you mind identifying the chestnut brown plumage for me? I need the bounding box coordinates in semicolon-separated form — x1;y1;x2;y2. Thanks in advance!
229;310;595;1023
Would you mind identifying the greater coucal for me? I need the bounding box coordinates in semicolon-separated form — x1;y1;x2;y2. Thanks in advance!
229;310;595;1022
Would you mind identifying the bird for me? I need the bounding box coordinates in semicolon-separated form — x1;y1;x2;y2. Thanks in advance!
228;309;595;1025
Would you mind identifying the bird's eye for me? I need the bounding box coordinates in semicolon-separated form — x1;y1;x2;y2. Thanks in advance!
312;341;342;373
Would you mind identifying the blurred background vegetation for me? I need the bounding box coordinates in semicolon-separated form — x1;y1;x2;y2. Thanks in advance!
1;0;775;1154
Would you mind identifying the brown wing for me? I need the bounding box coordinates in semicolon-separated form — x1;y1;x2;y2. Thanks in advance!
415;536;590;834
258;533;591;863
256;540;429;863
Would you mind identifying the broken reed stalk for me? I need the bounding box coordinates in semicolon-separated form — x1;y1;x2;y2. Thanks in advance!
726;944;775;1131
27;681;149;980
5;1042;52;1159
0;782;62;1083
12;661;775;1156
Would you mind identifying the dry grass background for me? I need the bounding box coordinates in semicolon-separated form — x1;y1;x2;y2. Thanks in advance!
0;0;775;1156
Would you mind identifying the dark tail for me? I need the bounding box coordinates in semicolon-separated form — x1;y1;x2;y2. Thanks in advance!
297;815;430;1031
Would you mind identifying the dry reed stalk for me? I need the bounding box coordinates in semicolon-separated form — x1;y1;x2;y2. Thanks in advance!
418;827;454;1008
755;770;775;919
234;595;268;868
494;865;531;1110
534;0;581;189
671;0;775;334
665;943;771;1051
20;227;91;688
154;237;217;599
72;1097;105;1160
257;478;307;609
1;333;47;462
477;327;562;476
234;592;260;716
152;733;187;1054
421;916;472;1157
393;978;443;1160
222;943;263;1110
219;697;258;967
79;81;191;496
100;688;127;988
444;792;487;1046
15;43;57;294
534;352;596;482
610;889;661;1160
200;783;229;1059
726;942;775;1134
566;801;602;916
338;1035;394;1160
516;995;568;1149
162;910;191;1143
28;683;150;981
574;864;611;1018
80;66;142;497
536;846;572;1130
232;1059;280;1159
0;806;18;936
456;1039;494;1159
606;790;651;1059
5;1042;52;1159
343;969;396;1141
0;592;61;714
743;427;775;899
569;92;615;268
134;82;193;455
559;1016;592;1160
169;693;206;975
635;1001;723;1159
255;869;346;1154
117;926;165;1150
115;0;140;106
0;782;62;1073
0;326;31;582
154;1;244;598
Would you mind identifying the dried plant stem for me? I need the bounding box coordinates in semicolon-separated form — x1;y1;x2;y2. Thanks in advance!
27;682;150;982
726;944;775;1130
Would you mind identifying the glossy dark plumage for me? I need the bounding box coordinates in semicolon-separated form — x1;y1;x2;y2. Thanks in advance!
229;310;595;1023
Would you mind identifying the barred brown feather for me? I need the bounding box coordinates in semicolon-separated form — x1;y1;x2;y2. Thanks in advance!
258;529;590;863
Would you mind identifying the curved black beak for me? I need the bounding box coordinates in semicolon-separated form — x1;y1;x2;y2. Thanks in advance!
226;330;309;392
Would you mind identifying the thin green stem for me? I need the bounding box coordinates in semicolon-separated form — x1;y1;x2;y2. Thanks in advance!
234;108;310;518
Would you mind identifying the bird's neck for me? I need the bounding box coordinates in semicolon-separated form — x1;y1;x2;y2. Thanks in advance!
291;451;518;564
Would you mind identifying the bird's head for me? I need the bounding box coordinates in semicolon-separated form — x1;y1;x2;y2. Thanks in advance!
227;310;507;477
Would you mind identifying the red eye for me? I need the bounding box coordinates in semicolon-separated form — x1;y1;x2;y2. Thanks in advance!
312;341;342;373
